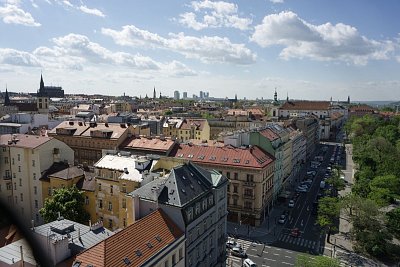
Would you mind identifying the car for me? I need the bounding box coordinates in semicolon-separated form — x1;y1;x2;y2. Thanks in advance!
288;200;295;208
226;240;237;249
244;258;257;267
296;187;307;193
278;214;287;224
231;247;247;258
243;259;256;267
290;228;300;237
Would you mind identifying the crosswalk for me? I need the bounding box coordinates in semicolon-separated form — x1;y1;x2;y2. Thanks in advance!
227;237;256;252
278;233;317;250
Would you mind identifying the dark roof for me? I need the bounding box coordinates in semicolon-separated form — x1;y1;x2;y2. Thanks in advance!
13;103;38;112
280;101;331;111
39;161;69;181
76;172;96;192
49;166;84;180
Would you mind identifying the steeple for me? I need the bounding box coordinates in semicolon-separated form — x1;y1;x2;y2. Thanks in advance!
40;73;44;90
4;86;10;106
153;86;156;99
347;95;350;104
274;88;277;102
286;92;289;101
159;92;162;99
235;94;237;101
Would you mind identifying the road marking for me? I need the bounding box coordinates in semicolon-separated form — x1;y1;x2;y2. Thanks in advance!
273;253;280;256
281;262;294;266
284;255;292;258
264;258;277;262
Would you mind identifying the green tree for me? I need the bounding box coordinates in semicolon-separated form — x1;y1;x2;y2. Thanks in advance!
317;197;340;243
164;110;173;116
368;175;400;206
295;254;340;267
326;166;346;193
374;125;400;145
40;185;90;224
386;207;400;239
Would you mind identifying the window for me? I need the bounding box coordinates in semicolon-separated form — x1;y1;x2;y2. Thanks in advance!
98;183;102;191
48;187;52;196
33;173;36;180
186;207;193;221
35;200;38;208
12;158;14;165
32;160;35;167
108;219;112;229
98;199;103;209
123;218;126;227
14;182;16;190
18;166;21;172
172;254;176;265
110;185;113;195
35;214;39;221
208;195;213;206
244;201;252;209
195;202;200;215
13;173;16;179
226;172;230;178
122;183;126;193
179;247;183;260
246;174;254;182
122;198;126;209
108;201;112;211
20;193;23;202
17;154;20;161
34;186;37;195
234;172;238;180
164;260;169;267
233;198;238;206
4;157;8;164
244;188;253;196
6;183;11;190
19;178;22;186
202;199;207;211
85;196;89;205
233;185;238;193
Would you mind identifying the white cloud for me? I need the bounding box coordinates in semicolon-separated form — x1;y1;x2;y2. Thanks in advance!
101;25;256;64
177;0;252;30
78;5;105;17
0;48;41;66
251;11;395;65
269;0;284;3
0;3;40;26
1;33;197;78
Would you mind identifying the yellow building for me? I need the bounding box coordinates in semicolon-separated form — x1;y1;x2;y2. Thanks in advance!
162;118;210;142
48;121;150;165
40;164;97;223
93;153;158;230
0;134;74;224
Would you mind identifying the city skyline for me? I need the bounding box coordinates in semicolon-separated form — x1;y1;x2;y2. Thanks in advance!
1;0;400;101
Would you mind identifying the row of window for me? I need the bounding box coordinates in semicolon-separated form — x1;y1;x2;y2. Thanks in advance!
157;247;184;267
98;183;127;193
185;195;214;222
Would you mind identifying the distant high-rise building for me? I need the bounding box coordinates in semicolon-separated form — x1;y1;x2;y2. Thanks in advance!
174;90;180;100
199;91;204;99
153;86;156;99
183;92;188;99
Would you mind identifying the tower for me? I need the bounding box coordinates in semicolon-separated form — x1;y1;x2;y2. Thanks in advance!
347;95;350;104
286;92;289;101
4;86;10;106
274;88;277;102
153;86;156;99
37;74;49;114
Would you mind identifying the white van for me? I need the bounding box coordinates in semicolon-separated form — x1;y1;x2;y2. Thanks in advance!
244;259;257;267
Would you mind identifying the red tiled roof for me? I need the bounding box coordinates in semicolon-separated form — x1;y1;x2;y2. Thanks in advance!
0;134;52;149
349;105;376;112
280;101;331;110
74;209;183;267
180;119;207;131
122;136;176;152
260;128;279;141
172;144;274;169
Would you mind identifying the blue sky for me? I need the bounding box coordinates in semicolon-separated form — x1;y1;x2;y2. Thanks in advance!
0;0;399;101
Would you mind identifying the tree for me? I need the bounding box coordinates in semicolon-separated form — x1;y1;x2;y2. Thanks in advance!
295;254;340;267
317;197;340;243
368;175;400;206
326;166;346;193
386;207;400;239
40;185;90;224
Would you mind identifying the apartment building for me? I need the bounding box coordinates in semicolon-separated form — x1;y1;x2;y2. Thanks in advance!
74;209;185;267
171;144;274;226
48;121;150;165
128;161;228;267
121;136;177;156
162;118;210;142
93;153;158;230
292;117;319;160
0;134;74;224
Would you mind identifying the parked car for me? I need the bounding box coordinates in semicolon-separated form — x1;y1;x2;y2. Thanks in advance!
231;247;247;258
226;240;237;249
244;258;257;267
288;200;295;208
296;187;307;193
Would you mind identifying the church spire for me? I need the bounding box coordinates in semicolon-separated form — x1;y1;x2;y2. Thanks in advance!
153;86;156;99
4;86;10;106
286;92;289;101
40;73;44;90
274;88;277;102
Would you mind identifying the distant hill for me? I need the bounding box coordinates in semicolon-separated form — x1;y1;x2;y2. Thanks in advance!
352;101;396;107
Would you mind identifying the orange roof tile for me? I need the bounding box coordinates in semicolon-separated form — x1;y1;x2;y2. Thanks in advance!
179;119;207;131
122;136;176;152
260;128;280;141
280;101;331;110
74;209;183;267
172;144;274;169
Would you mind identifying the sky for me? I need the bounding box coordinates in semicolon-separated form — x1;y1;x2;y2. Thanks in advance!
0;0;400;101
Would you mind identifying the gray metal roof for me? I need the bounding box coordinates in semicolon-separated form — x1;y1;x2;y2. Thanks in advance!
0;238;37;266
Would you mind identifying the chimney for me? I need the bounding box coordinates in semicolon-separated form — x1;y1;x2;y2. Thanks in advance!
89;220;92;229
20;246;24;267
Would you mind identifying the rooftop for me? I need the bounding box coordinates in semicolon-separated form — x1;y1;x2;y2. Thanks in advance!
74;209;183;267
0;134;52;149
171;144;274;169
122;136;176;153
280;101;331;111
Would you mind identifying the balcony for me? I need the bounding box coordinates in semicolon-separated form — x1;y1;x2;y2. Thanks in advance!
243;181;255;187
3;174;11;180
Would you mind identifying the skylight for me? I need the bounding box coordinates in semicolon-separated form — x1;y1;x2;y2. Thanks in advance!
123;257;131;265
